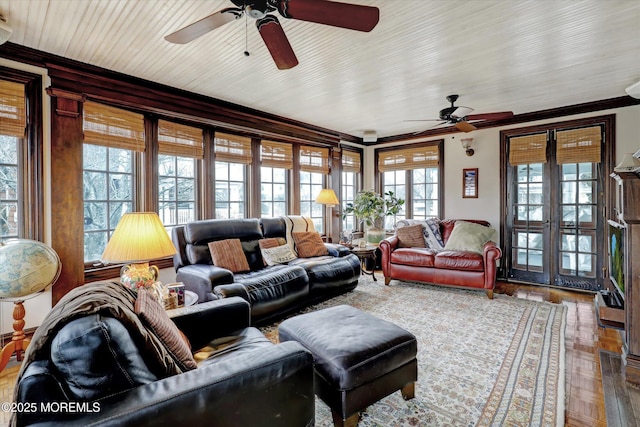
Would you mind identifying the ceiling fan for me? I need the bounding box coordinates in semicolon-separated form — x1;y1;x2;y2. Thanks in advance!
408;94;514;133
164;0;379;70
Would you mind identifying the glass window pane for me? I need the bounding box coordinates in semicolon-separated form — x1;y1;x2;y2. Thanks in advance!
562;182;576;203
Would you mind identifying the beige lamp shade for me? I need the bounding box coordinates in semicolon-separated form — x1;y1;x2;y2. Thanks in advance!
315;188;340;207
101;212;176;263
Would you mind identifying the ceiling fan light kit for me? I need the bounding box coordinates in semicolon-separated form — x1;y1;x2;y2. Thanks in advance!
625;80;640;99
165;0;379;70
0;13;12;45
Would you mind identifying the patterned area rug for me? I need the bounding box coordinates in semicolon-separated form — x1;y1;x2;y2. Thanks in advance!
260;277;566;427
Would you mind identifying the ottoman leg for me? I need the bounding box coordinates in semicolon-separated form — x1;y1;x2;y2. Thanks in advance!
332;411;360;427
401;382;415;400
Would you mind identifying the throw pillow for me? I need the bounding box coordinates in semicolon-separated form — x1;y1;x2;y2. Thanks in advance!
259;237;288;266
261;244;298;265
292;231;329;258
208;238;250;273
424;218;445;250
135;288;197;371
258;237;287;250
443;221;497;254
395;218;444;250
283;215;316;255
396;223;427;248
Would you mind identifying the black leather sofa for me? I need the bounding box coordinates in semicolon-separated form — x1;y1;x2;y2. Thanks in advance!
13;295;315;427
172;217;361;324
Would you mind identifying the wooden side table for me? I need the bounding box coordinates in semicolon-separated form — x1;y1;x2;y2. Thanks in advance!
349;246;377;281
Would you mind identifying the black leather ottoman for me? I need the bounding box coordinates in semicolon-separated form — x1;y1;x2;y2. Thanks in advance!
279;305;417;427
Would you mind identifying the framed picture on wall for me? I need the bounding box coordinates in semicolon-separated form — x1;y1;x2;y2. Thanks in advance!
463;168;478;198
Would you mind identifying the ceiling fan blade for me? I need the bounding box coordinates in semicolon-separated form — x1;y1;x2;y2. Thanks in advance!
277;0;379;32
466;111;514;121
165;8;242;44
404;119;446;122
257;16;299;70
455;121;477;132
451;106;474;119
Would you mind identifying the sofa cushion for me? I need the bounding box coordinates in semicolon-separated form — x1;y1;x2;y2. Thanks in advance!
290;253;361;293
390;247;436;267
208;239;250;273
443;221;496;254
196;327;274;367
292;231;329;257
51;314;157;400
434;250;485;271
135;288;197;370
396;224;426;248
231;264;309;318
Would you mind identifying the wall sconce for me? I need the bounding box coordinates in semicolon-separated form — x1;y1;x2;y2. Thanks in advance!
461;138;474;156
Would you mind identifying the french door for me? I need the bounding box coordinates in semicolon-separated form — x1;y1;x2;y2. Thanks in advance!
503;119;610;291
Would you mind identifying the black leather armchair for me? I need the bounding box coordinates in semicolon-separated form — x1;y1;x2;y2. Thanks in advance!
14;297;315;427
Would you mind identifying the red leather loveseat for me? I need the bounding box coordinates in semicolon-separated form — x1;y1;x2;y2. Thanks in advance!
379;219;502;298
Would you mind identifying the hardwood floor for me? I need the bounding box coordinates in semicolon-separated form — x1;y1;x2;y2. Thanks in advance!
0;281;631;426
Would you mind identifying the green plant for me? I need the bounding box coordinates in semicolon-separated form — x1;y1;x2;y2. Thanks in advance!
342;190;404;229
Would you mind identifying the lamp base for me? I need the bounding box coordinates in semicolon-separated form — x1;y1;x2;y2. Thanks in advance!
0;300;29;371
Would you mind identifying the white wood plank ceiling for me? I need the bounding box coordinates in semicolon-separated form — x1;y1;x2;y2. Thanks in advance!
1;0;639;139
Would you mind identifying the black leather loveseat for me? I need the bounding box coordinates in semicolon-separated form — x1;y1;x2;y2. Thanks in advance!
13;282;314;427
172;217;361;324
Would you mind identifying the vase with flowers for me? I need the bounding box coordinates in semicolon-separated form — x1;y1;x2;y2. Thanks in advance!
342;190;404;246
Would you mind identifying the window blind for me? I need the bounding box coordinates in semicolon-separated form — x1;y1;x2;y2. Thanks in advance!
556;126;602;164
214;132;252;164
83;101;145;151
158;120;203;158
261;140;293;169
508;133;548;165
300;146;329;174
342;150;361;173
0;79;26;138
378;145;439;172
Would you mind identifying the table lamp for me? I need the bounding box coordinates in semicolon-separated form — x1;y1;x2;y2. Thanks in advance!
0;239;61;371
100;212;176;294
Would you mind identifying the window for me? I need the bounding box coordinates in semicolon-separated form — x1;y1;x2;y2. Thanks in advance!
157;120;202;229
260;140;292;217
0;79;25;240
411;167;439;220
83;101;144;262
214;133;251;219
341;150;361;232
299;145;329;232
377;141;443;230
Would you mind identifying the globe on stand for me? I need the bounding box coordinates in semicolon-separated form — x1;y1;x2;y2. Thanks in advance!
0;239;61;371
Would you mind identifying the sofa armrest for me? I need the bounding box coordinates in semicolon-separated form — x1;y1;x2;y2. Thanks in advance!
213;283;251;302
482;241;502;290
324;243;351;257
379;235;399;277
176;264;234;303
23;342;315;427
168;297;250;350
